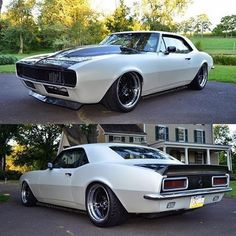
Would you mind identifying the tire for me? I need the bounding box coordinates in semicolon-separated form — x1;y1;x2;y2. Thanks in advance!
190;64;208;90
21;182;37;207
102;72;142;112
86;183;128;227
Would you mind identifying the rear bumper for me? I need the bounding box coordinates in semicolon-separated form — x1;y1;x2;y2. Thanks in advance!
144;187;232;200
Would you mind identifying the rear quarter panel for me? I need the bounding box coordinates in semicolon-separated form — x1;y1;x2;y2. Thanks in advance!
70;163;163;212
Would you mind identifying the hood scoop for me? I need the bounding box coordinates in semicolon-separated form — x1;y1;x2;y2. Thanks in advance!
63;45;122;58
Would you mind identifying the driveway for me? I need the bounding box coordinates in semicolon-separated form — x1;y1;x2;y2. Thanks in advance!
0;73;236;124
1;182;236;236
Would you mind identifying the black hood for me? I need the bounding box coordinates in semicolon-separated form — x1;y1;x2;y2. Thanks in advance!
19;45;140;69
54;45;141;58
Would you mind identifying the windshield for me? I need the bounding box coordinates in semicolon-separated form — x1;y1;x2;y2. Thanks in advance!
100;33;160;52
110;146;175;160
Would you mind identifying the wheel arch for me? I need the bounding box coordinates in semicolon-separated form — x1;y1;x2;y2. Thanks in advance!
85;180;128;211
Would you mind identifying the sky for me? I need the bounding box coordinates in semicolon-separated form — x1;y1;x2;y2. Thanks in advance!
91;0;236;26
2;0;236;27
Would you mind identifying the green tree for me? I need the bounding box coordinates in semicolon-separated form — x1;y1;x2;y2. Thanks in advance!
215;15;236;37
214;125;232;145
5;0;37;53
178;17;195;35
38;0;103;48
194;14;212;37
0;125;19;172
13;125;62;170
214;125;232;167
105;0;134;33
141;0;191;31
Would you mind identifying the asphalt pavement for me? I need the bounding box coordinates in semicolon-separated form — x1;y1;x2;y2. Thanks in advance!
0;73;236;124
0;182;236;236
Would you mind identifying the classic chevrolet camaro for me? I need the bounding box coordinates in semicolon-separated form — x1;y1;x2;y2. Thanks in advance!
16;31;213;112
20;143;231;227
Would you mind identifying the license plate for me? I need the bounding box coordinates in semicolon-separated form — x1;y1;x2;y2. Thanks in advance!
189;196;205;209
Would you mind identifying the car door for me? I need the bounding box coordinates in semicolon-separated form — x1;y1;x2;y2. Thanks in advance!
155;34;196;89
38;148;89;208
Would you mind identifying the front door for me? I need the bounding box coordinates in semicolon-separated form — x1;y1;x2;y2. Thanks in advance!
38;148;88;207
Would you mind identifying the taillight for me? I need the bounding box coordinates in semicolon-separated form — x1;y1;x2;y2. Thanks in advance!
162;177;188;192
212;176;228;187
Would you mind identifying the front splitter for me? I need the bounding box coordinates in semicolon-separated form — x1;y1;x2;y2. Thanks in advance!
29;91;82;110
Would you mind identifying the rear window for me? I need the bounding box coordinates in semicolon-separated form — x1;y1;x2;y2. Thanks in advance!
110;146;174;160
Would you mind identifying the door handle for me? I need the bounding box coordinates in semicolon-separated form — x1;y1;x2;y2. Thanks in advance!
185;58;191;61
65;173;72;177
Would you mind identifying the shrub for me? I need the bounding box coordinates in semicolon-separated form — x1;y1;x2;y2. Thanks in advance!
212;55;236;66
0;170;22;181
194;41;203;51
0;55;18;65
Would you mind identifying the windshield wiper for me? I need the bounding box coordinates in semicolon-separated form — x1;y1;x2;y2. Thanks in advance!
120;46;140;54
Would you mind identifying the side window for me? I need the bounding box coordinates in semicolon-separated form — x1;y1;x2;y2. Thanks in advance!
53;148;89;169
163;36;192;54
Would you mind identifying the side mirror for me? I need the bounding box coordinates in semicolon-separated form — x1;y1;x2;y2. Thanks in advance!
165;46;177;55
48;162;53;170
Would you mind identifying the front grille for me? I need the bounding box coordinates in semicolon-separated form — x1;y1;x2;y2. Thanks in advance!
17;63;77;88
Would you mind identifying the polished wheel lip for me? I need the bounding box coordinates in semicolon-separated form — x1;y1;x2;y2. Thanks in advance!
21;182;29;204
198;65;208;88
117;73;141;109
87;184;110;223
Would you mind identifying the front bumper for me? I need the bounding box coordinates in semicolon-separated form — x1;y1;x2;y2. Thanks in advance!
144;187;232;200
29;91;82;110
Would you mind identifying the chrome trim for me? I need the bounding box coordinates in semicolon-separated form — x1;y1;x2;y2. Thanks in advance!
144;187;232;200
212;174;229;187
162;177;188;192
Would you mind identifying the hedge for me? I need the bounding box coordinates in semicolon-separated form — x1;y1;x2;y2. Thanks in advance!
0;55;18;65
212;55;236;66
0;170;22;181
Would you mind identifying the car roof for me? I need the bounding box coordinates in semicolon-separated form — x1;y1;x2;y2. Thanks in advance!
62;143;180;164
110;31;181;37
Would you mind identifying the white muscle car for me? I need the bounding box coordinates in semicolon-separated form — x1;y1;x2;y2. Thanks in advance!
20;143;231;227
16;31;213;112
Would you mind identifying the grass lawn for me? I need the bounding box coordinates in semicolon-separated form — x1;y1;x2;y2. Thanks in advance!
226;181;236;198
209;65;236;84
0;50;51;73
191;37;236;55
0;194;10;203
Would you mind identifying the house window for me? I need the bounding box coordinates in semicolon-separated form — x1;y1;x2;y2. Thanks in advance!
195;152;205;164
176;128;188;142
156;126;169;141
113;136;121;142
194;130;206;144
134;137;145;143
129;137;134;143
122;137;126;143
109;136;113;142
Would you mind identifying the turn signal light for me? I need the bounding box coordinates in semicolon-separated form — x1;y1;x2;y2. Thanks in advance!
162;177;188;192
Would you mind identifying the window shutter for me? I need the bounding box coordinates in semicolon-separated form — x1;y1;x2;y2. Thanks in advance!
185;129;188;142
194;130;197;143
155;126;160;140
166;127;169;141
203;131;206;144
176;128;179;142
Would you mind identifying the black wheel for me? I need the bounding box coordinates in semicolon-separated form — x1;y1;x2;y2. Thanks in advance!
190;64;208;90
103;72;142;112
86;183;128;227
21;182;37;207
